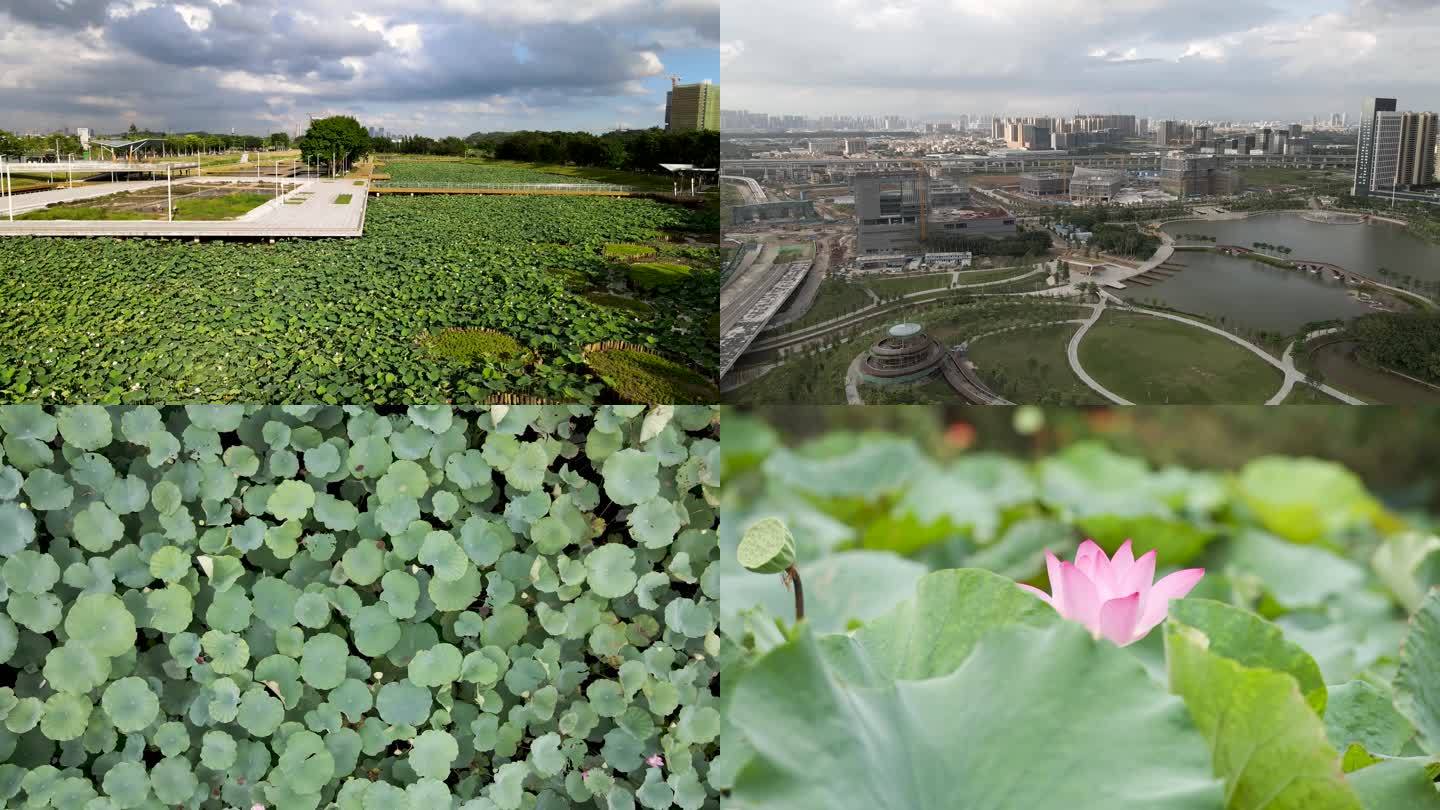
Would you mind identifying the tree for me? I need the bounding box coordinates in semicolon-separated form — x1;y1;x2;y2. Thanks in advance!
269;132;291;149
297;116;370;171
127;122;138;135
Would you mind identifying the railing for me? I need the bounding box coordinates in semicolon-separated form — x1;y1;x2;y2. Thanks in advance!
376;181;634;192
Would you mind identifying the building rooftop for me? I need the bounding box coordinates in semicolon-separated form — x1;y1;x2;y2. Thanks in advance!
889;323;922;338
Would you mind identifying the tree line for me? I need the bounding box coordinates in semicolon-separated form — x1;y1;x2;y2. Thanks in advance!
0;124;290;160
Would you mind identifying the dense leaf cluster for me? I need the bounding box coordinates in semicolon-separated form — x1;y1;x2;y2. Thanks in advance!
0;405;721;809
0;196;718;403
719;418;1440;809
1345;311;1440;384
380;163;595;186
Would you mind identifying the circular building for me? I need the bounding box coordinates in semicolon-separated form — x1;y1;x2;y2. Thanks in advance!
859;323;945;384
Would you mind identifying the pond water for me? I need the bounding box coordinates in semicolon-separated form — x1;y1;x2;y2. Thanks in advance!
1161;212;1440;283
1117;248;1375;334
1308;340;1440;405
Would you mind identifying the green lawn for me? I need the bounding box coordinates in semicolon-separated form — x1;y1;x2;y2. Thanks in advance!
1077;311;1283;403
499;161;679;192
174;193;271;221
627;261;694;291
967;323;1104;405
955;266;1041;286
18;205;149;221
765;279;872;334
775;245;811;262
864;274;950;298
334;194;353;205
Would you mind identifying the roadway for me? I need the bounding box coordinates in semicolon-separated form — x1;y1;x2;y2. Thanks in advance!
720;175;767;204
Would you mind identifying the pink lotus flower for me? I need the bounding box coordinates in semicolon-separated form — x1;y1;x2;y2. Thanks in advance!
1019;540;1203;646
646;754;664;769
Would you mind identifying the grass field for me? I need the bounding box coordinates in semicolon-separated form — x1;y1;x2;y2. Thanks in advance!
955;266;1042;286
19;191;271;222
864;274;951;297
775;245;811;262
174;192;271;220
376;158;678;192
967;323;1104;405
1238;167;1351;192
18;206;149;221
1077;311;1282;403
766;279;872;333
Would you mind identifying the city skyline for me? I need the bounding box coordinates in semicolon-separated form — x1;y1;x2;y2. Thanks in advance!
722;0;1440;122
0;0;718;137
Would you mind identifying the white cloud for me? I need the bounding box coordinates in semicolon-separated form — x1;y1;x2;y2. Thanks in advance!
720;40;745;67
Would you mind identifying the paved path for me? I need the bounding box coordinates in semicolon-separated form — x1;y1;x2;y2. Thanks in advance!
1082;290;1366;405
844;354;865;404
0;178;366;238
1067;299;1134;405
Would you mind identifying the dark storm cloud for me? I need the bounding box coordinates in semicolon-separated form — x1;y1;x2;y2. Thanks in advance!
4;0;112;28
0;0;718;133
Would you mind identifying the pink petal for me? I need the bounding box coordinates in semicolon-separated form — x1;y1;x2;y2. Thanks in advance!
1109;540;1135;583
1097;592;1141;645
1057;561;1101;631
1135;568;1205;637
1075;539;1105;580
1017;583;1052;605
1045;549;1066;608
1122;550;1157;603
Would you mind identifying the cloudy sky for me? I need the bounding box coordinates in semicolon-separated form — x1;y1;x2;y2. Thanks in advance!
723;0;1440;122
0;0;718;137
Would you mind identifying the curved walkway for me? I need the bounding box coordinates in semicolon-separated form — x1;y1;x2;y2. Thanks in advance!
1066;300;1134;405
1071;290;1365;404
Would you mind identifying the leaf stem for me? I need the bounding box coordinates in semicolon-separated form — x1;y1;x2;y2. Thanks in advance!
786;564;805;621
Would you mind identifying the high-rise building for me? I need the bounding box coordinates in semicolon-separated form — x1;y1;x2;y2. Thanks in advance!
1160;152;1234;198
1371;110;1438;191
1354;97;1398;196
665;80;719;132
1154;120;1177;146
1288;123;1303;139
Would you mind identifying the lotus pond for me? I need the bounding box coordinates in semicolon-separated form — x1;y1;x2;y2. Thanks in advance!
0;194;718;403
719;409;1440;810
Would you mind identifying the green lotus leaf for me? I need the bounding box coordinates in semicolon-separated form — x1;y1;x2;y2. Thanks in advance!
268;479;316;522
148;546;190;583
1165;617;1360;810
57;406;112;451
146;585;193;634
153;721;191;756
352;604;401;657
73;501;123;552
730;622;1221;809
1395;589;1440;753
586;544;638;599
377;679;432;727
602;449;660;506
294;592;332;629
8;591;63;632
40;692;92;741
379;459;430;503
420;530;468;581
342;541;385;586
409;729;459;780
102;677;160;733
630;498;682;549
102;761;149;808
445;449;492;490
201;629;250;674
150;756;198;805
1237;456;1384;544
1169;599;1327;713
530;731;566;776
409;643;463;687
0;502;36;556
43;643;110;694
65;593;136;658
380;570;420;619
3;549;59;594
201;730;237;770
300;633;349;690
1324;681;1417;757
277;729;335;795
237;687;285;737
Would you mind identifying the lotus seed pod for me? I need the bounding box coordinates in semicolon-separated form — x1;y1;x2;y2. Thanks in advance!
738;517;797;574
